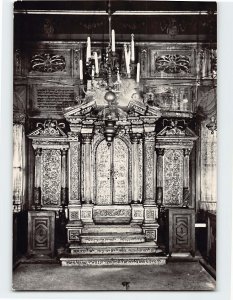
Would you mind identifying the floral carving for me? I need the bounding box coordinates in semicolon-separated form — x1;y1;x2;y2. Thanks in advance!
163;149;183;206
29;120;66;137
70;142;81;202
94;209;131;217
155;54;190;74
31;53;66;72
41;149;61;206
144;141;155;203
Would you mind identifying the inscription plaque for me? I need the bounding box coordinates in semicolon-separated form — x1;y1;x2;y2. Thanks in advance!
35;87;75;112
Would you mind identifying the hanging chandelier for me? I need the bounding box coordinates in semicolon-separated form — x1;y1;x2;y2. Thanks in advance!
78;0;141;101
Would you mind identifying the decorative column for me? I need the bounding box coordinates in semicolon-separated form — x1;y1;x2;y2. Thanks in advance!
156;148;165;206
67;132;83;243
81;133;94;225
183;148;191;206
13;112;26;213
130;133;144;224
142;130;159;242
34;148;42;210
61;149;68;206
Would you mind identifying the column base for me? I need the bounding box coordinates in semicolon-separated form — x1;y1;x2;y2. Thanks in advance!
131;203;144;225
66;222;83;243
142;205;159;242
142;223;159;242
81;204;94;225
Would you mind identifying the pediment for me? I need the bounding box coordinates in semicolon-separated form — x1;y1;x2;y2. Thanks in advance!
64;100;96;118
28;120;67;138
157;124;197;138
127;100;162;117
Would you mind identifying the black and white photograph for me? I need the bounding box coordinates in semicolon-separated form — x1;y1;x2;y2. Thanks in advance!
11;0;217;291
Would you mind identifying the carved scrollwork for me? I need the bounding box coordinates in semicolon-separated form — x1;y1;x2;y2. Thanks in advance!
41;149;61;206
29;120;66;137
163;149;183;206
155;54;190;74
31;53;66;72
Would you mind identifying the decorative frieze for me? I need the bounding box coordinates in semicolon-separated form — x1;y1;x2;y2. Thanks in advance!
81;204;94;224
69;141;81;204
143;132;156;205
61;256;167;267
41;149;61;206
30;53;66;73
163;149;184;206
155;54;190;74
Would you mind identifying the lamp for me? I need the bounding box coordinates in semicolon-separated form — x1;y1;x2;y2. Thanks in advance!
79;0;140;102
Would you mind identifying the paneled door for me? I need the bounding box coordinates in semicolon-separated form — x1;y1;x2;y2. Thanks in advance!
96;138;129;205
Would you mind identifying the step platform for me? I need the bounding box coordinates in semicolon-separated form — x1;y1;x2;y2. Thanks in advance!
60;254;167;267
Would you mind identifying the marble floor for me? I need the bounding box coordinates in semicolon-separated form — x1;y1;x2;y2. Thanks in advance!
13;261;216;291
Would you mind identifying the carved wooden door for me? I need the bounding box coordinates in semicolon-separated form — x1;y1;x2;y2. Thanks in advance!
96;138;129;205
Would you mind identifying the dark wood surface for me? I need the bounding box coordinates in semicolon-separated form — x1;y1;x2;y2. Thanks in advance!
28;211;56;257
166;208;195;256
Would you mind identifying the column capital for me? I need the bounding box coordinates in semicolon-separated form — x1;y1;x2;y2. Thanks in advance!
35;148;42;156
13;112;26;125
82;133;93;144
144;131;156;142
61;148;67;156
156;148;165;156
130;133;142;144
68;131;81;141
183;148;192;156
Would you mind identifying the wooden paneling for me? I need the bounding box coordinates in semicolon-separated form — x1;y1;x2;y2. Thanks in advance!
166;208;195;255
28;211;55;257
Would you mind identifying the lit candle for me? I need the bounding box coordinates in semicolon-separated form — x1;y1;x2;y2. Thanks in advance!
112;29;115;52
94;52;99;75
136;63;140;83
124;44;130;75
91;65;95;79
117;69;120;82
131;34;135;62
86;36;91;62
79;59;83;81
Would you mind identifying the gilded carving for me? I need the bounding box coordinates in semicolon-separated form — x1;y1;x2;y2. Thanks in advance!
163;149;183;206
144;141;155;202
70;211;80;220
146;210;155;220
81;210;92;219
31;53;66;72
155;54;190;74
113;138;129;204
70;142;81;202
95;138;129;205
138;140;143;202
29;120;66;137
96;140;111;205
69;230;81;241
62;257;166;266
94;209;131;217
41;149;61;206
133;210;143;218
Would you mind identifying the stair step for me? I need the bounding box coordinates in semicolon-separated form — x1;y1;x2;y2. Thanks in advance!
60;255;167;266
81;225;142;235
70;242;158;255
80;234;145;244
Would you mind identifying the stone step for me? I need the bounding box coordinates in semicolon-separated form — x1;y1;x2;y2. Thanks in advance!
81;225;142;235
80;234;145;244
60;254;167;267
70;242;158;255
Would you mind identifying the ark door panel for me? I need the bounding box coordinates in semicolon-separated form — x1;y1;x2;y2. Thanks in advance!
95;138;129;205
95;140;112;205
112;138;129;204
